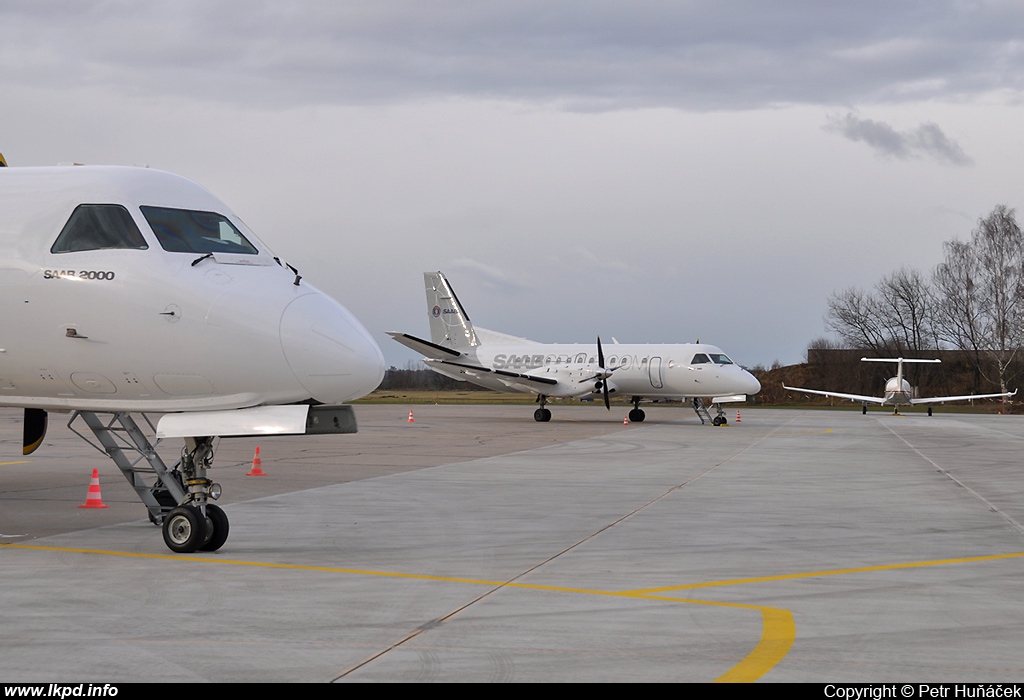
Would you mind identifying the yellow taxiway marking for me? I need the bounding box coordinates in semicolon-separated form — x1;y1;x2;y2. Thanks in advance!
8;545;1023;680
626;550;1024;595
3;541;787;681
0;461;30;466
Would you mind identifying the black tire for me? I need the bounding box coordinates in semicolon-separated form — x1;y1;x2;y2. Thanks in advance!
928;406;933;416
162;506;206;554
629;409;646;423
200;504;229;552
534;408;546;422
862;405;868;415
712;416;723;426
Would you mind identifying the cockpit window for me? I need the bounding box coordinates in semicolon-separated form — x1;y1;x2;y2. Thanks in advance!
51;204;148;253
709;353;734;365
691;353;711;365
140;206;258;255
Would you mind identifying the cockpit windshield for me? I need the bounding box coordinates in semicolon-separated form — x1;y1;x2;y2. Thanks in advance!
141;206;258;255
51;204;148;253
691;352;734;365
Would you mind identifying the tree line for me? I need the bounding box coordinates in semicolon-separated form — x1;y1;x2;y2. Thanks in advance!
825;205;1024;395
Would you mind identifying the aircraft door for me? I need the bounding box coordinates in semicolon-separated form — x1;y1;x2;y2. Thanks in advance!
649;356;663;388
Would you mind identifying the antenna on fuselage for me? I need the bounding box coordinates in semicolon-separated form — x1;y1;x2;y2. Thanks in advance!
0;152;7;167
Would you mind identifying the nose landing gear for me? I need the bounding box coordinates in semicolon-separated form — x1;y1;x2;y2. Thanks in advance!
70;411;229;553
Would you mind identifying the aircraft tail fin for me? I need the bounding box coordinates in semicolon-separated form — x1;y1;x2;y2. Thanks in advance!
424;271;479;350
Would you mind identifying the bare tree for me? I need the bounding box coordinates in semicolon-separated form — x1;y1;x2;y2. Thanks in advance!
933;205;1024;395
826;286;892;354
875;267;938;354
826;268;937;357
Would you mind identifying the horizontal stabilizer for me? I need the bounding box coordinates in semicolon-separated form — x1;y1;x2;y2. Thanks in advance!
387;331;462;359
861;357;941;364
425;359;558;386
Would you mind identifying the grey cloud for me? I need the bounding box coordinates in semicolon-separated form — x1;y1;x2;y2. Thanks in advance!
2;1;1024;110
447;258;528;294
825;113;973;166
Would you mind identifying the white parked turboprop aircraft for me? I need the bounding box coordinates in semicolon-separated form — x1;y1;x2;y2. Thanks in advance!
0;158;385;552
784;357;1016;415
389;272;760;424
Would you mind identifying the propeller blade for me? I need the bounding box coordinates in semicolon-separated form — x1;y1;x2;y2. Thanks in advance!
598;336;610;410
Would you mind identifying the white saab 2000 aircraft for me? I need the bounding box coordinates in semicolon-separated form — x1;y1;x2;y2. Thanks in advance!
389;272;760;425
785;357;1015;415
0;158;385;553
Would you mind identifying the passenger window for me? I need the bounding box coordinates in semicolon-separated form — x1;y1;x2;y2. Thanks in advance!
140;206;258;255
51;204;148;253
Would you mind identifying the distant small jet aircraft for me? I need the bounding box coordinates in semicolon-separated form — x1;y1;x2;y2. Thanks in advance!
784;357;1016;415
0;157;385;552
389;272;760;425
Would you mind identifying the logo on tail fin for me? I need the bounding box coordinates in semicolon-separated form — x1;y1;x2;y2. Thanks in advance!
425;271;478;350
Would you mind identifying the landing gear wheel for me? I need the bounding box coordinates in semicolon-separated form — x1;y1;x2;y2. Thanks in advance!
862;405;868;415
162;506;206;554
534;408;551;422
712;416;724;426
200;504;229;552
628;408;646;423
927;406;933;417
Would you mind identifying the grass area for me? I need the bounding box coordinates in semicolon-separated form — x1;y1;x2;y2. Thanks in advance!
356;390;658;406
354;390;538;405
354;390;1016;413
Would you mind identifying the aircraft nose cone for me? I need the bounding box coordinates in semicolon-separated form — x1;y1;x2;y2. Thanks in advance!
280;292;385;403
743;370;761;395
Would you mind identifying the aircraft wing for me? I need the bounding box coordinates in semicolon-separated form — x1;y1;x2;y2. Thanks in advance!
783;385;885;405
910;389;1017;405
387;332;464;360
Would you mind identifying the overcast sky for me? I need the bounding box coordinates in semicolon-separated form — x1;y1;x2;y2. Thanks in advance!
3;1;1023;369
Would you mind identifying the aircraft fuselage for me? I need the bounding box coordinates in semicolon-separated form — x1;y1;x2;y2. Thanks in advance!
475;342;760;399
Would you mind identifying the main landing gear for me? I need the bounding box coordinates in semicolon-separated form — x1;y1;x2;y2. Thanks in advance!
69;411;229;553
534;395;552;422
629;396;646;423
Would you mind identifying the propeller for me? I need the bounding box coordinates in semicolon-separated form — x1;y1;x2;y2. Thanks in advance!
598;336;610;410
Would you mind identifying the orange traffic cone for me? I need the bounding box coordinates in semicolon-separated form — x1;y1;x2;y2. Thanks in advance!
623;414;630;425
78;468;109;509
246;446;266;476
736;410;742;423
407;410;415;423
